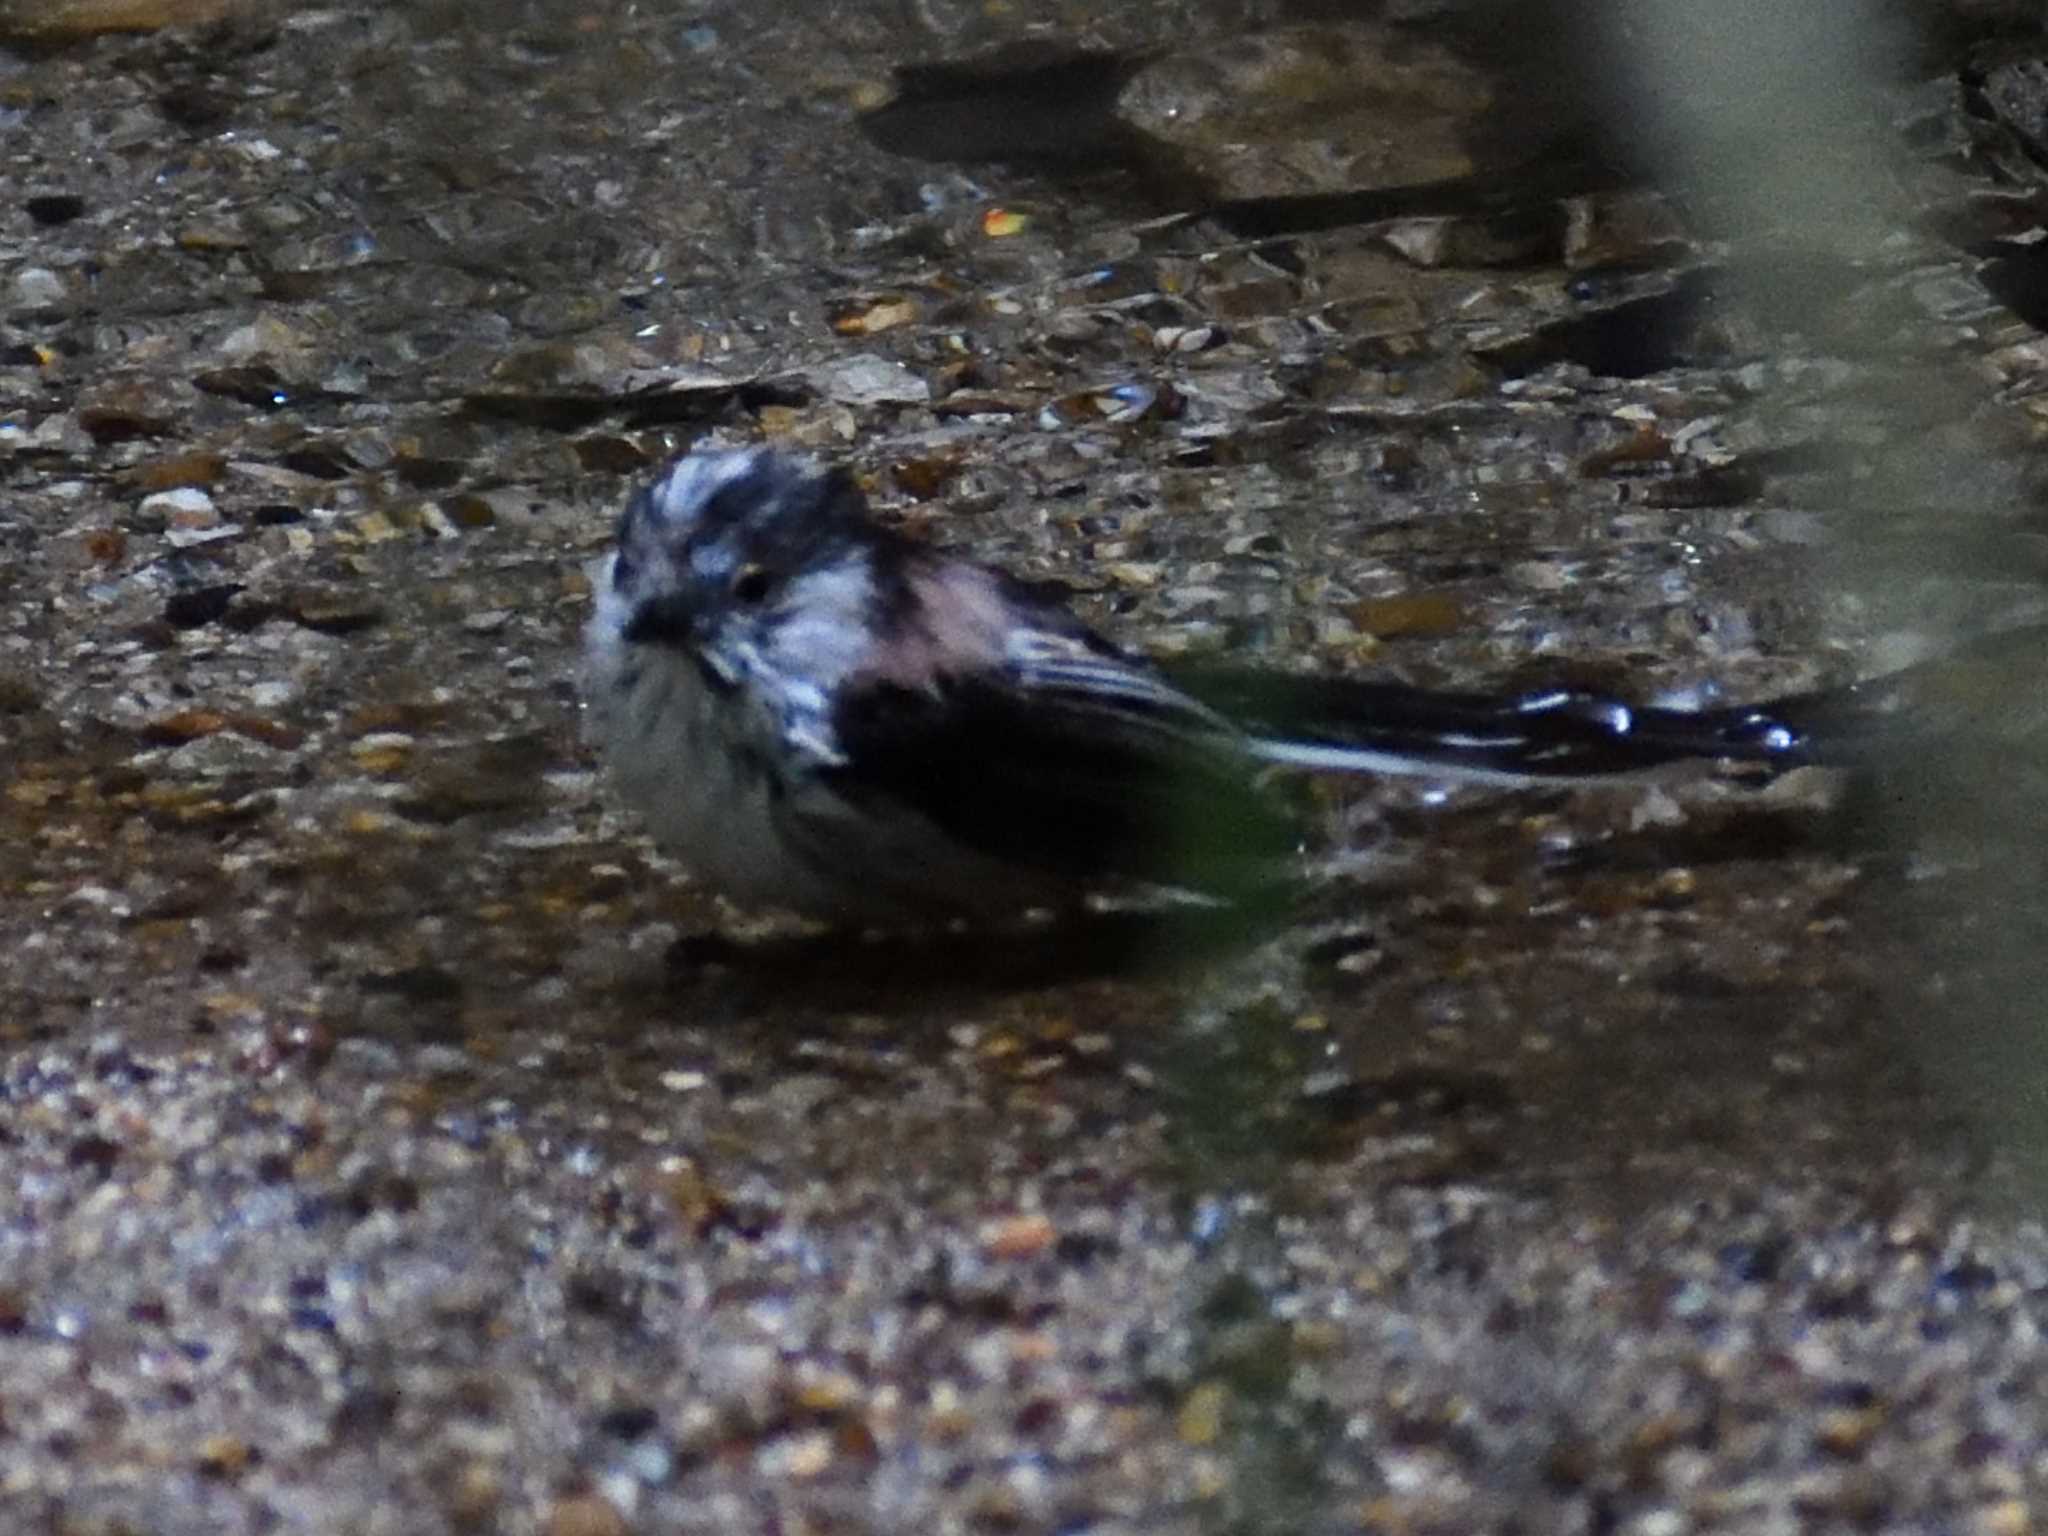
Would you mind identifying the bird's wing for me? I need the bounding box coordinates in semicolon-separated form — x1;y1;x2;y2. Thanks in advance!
824;634;1298;894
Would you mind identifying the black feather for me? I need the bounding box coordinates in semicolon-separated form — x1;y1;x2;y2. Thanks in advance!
828;671;1297;897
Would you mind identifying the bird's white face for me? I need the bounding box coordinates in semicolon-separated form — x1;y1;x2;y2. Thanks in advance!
597;447;897;735
597;447;776;649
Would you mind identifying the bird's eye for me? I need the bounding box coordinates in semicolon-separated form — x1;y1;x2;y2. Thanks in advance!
731;564;773;604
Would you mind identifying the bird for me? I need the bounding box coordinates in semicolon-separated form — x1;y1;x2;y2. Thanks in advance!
583;445;1841;926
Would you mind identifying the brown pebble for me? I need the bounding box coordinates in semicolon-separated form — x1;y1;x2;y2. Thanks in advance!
543;1493;629;1536
833;1415;880;1463
1815;1406;1884;1459
80;527;127;564
1348;593;1467;639
888;454;962;500
142;709;230;745
225;713;304;750
125;450;229;491
196;1433;254;1478
78;403;173;443
655;1163;731;1235
1;0;245;44
285;587;385;634
140;709;303;750
445;1461;503;1528
830;295;918;336
570;437;649;475
981;1212;1056;1259
1578;424;1673;477
1177;1381;1227;1445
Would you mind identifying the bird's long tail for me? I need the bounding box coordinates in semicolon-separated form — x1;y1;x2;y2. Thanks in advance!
1169;627;2045;786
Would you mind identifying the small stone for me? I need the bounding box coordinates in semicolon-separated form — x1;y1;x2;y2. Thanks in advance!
1578;424;1673;478
1815;1407;1884;1459
192;362;297;409
1177;1382;1227;1446
79;400;173;443
807;352;929;406
140;709;301;751
1348;593;1467;638
1040;382;1165;428
196;1434;254;1478
761;1428;834;1479
1152;324;1220;353
656;1162;728;1231
981;1211;1056;1259
829;295;918;336
1564;190;1685;270
1510;560;1570;592
542;1493;628;1536
13;267;67;307
888;454;961;500
1975;1500;2031;1536
141;487;218;523
1;0;245;45
791;1369;859;1413
126;450;229;491
1105;562;1163;589
570;437;648;475
445;1461;503;1527
285;588;385;635
177;219;249;251
930;390;1028;418
141;709;231;745
80;527;127;564
350;734;415;774
8;776;64;808
218;313;310;362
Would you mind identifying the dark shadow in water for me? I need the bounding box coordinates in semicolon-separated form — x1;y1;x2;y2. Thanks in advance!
855;37;1617;240
859;41;1212;208
659;893;1299;1009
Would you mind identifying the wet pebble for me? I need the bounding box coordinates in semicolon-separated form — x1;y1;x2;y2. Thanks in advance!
542;1493;630;1536
807;352;930;406
12;267;67;307
282;587;384;635
124;450;229;492
140;487;218;524
829;295;918;335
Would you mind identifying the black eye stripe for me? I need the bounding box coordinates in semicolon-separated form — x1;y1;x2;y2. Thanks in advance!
622;593;694;647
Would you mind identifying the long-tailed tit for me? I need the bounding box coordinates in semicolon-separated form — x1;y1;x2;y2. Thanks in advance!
584;446;1828;924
